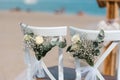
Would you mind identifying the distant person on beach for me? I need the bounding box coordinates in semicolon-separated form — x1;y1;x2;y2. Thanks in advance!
77;11;85;16
10;7;21;12
54;7;65;15
26;8;31;12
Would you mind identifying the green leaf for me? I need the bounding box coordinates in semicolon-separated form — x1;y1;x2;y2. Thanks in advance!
97;29;105;42
35;54;42;60
93;41;98;48
51;41;57;46
66;45;72;52
58;41;67;48
94;49;100;56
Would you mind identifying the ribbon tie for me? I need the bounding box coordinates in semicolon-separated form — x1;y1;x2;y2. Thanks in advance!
81;66;98;80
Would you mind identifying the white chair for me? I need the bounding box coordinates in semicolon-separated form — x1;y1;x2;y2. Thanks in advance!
19;23;67;80
69;26;120;80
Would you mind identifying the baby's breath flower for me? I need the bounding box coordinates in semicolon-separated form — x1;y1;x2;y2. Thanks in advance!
23;27;67;61
67;30;104;66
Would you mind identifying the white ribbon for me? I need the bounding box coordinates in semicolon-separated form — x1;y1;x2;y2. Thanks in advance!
58;48;64;80
74;58;99;80
15;45;45;80
75;57;81;80
33;60;45;78
25;45;45;80
81;66;98;80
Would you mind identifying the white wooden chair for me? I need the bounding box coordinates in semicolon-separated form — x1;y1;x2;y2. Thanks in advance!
69;26;120;80
19;23;67;80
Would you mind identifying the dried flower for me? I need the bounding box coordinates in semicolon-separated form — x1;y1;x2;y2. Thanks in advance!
67;30;104;66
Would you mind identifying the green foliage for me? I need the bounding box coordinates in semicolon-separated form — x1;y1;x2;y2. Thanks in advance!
24;29;67;61
58;39;67;48
67;29;104;66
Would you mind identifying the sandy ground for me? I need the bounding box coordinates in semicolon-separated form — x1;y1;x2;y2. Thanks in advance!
0;11;105;80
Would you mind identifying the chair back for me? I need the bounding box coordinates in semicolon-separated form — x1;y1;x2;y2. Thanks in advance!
20;23;67;80
69;26;120;80
70;26;120;41
20;23;67;36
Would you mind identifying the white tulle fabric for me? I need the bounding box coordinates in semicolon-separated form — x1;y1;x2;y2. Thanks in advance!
75;57;81;80
15;45;45;80
75;59;99;80
81;66;97;80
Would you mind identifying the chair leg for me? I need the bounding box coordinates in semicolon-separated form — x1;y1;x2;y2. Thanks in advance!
96;69;105;80
103;43;117;76
41;60;56;80
117;44;120;80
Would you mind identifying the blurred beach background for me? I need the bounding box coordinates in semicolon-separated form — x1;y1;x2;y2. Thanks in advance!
0;0;117;80
0;0;106;15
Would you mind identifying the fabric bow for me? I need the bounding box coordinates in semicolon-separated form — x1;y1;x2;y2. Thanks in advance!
15;46;45;80
81;66;99;80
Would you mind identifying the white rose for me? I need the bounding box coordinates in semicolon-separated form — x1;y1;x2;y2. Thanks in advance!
71;34;80;43
24;34;31;41
35;36;44;45
71;44;79;51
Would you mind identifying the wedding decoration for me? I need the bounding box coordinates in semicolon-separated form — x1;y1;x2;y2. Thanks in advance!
66;29;104;66
24;27;67;60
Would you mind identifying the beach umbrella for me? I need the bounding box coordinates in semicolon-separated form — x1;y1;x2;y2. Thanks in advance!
24;0;38;5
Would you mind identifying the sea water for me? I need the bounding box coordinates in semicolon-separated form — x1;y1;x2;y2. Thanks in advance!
0;0;106;15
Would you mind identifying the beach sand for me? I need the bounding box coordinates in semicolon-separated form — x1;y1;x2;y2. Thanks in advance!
0;11;105;80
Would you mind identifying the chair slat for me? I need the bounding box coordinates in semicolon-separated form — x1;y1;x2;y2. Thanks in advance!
20;23;67;36
70;26;120;41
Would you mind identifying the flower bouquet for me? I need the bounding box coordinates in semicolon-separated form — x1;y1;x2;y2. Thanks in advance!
23;28;67;60
66;30;104;66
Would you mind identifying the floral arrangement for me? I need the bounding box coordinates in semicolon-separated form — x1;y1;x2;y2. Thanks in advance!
23;28;67;60
66;30;104;66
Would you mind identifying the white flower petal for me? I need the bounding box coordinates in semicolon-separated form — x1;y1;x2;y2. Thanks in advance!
71;34;80;43
35;36;44;45
24;34;31;41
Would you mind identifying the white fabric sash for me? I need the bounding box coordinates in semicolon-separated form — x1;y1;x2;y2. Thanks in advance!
81;66;98;80
75;57;81;80
15;45;45;80
75;58;99;80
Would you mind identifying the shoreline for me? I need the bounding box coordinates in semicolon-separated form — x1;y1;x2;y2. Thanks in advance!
0;10;106;17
